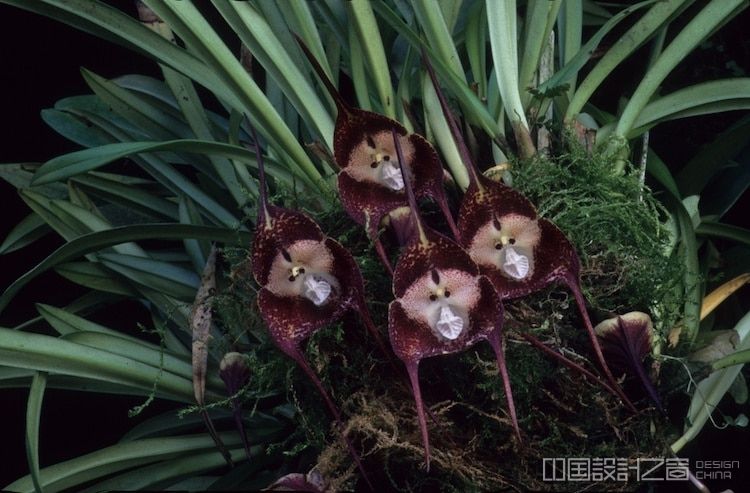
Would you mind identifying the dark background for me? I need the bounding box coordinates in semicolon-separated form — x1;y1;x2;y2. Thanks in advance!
1;3;748;492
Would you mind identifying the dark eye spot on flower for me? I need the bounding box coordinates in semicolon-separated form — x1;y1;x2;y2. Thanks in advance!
429;294;437;301
288;275;296;282
493;216;502;231
495;243;502;250
370;161;378;168
509;238;516;245
281;248;292;262
299;267;305;273
383;155;390;161
444;290;451;297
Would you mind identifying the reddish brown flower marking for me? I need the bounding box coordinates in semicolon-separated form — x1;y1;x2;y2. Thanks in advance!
296;35;459;274
419;53;636;411
387;128;520;470
249;129;382;489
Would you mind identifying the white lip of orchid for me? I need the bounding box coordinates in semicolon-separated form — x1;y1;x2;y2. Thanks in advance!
301;273;332;306
501;245;530;279
380;160;405;191
434;304;464;340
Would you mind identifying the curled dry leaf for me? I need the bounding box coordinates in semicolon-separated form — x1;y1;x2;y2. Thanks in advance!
190;245;232;465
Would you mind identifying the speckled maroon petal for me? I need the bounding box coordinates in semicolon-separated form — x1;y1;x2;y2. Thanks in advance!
457;176;537;245
337;171;406;228
325;238;389;354
251;206;325;285
483;218;576;300
392;231;479;298
257;288;342;350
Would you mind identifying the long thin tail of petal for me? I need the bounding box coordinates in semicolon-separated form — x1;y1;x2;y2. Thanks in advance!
287;346;373;490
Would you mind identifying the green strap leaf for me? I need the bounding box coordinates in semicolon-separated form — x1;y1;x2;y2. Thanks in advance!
346;1;395;118
0;213;50;255
4;433;242;493
0;224;250;315
615;0;747;138
25;372;47;493
31;139;303;190
677;114;750;196
0;327;195;403
97;252;200;301
566;0;690;121
696;221;750;247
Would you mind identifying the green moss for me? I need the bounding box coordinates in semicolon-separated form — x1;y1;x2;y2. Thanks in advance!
510;143;684;337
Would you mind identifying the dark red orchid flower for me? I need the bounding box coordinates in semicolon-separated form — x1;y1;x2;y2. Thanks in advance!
420;56;636;412
249;129;386;488
595;312;664;412
387;128;520;470
296;36;459;274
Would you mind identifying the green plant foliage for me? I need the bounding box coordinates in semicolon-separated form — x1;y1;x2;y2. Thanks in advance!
1;0;748;490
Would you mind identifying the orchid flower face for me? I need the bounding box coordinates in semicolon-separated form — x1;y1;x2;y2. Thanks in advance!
467;213;541;282
399;268;479;341
265;240;340;306
344;131;414;192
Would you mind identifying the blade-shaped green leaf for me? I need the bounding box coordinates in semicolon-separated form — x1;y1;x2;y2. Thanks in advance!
71;173;179;221
32;139;302;191
0;213;50;255
25;372;47;493
0;327;195;402
0;224;250;315
55;261;139;296
97;252;199;301
3;433;243;493
677;114;750;196
696;221;750;247
79;447;250;493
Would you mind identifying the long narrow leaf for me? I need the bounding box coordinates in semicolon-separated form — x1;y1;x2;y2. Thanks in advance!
32;139;302;191
25;372;47;493
0;213;50;255
614;0;747;138
696;221;750;247
0;224;250;315
0;327;196;402
566;0;690;121
3;433;242;493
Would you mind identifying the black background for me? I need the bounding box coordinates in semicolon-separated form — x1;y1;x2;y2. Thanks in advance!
1;3;748;492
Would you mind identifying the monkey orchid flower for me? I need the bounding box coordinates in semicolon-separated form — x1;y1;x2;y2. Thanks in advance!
296;36;459;274
595;312;664;412
250;130;384;488
387;129;520;470
420;56;636;412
